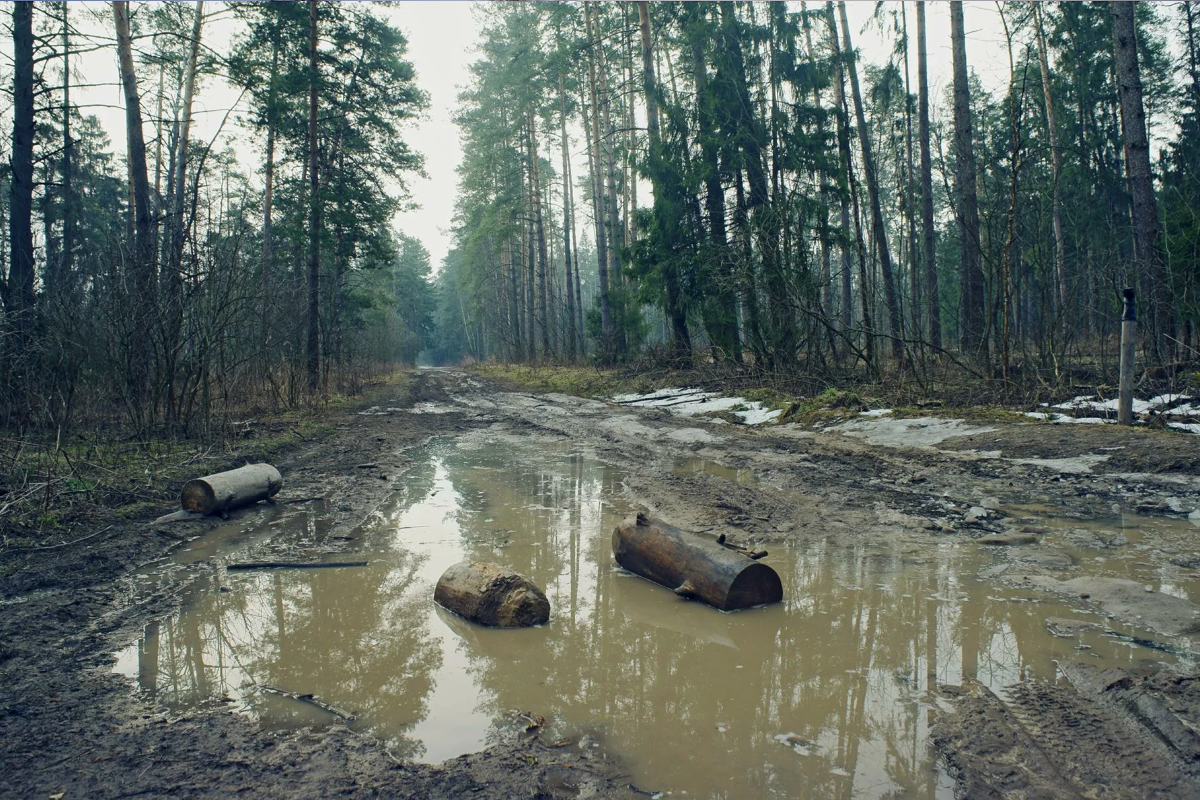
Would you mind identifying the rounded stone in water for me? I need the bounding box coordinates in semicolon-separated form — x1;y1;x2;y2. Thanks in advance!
434;561;550;628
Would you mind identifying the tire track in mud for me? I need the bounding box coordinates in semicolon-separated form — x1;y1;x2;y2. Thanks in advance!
935;679;1200;799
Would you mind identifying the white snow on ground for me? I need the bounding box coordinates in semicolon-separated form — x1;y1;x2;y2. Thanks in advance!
1010;454;1111;474
611;387;706;404
824;417;996;449
735;407;783;425
1028;393;1200;432
1051;395;1152;414
1023;411;1114;425
861;408;894;418
611;388;781;426
1149;393;1188;408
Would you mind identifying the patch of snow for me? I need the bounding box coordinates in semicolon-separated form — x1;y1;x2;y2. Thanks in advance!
611;387;781;426
611;387;708;404
1168;422;1200;435
1052;395;1152;414
665;427;723;444
824;417;995;449
1024;411;1114;425
735;407;782;425
1148;393;1189;408
1010;454;1111;474
409;402;458;415
861;408;894;418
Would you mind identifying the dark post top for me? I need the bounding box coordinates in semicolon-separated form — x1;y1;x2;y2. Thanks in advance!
1122;287;1136;322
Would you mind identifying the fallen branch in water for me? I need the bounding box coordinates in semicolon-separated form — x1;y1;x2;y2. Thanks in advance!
226;561;368;571
254;684;355;721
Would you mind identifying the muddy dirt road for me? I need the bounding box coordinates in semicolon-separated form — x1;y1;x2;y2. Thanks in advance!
5;368;1200;799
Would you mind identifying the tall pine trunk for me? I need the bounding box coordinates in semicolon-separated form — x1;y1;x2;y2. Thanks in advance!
8;1;35;348
529;113;553;359
1035;4;1067;313
584;4;613;359
559;75;578;362
901;4;920;342
306;0;321;392
56;2;75;299
114;0;157;420
1112;0;1171;362
826;3;859;337
262;34;280;358
951;1;985;356
167;2;203;287
916;1;940;349
839;1;903;364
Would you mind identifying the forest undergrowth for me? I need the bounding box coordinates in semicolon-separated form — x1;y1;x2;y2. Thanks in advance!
477;345;1200;421
0;369;413;549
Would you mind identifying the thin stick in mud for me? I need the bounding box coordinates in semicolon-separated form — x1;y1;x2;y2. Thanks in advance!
254;684;355;721
225;561;368;571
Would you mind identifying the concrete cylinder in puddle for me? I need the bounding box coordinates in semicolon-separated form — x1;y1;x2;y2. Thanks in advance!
434;561;550;628
181;463;282;515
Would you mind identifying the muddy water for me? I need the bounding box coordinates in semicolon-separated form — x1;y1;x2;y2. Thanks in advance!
115;437;1193;799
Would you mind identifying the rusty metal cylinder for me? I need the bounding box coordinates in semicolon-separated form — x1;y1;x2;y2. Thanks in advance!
612;515;783;611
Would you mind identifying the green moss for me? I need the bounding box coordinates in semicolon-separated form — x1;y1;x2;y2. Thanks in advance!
474;364;643;398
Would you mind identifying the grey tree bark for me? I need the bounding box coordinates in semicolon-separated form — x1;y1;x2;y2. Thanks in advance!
839;1;903;364
306;0;321;391
917;2;940;348
1035;4;1067;313
950;1;985;355
1112;1;1171;361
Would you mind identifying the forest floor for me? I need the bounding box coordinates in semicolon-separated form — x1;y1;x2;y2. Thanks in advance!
4;367;1200;798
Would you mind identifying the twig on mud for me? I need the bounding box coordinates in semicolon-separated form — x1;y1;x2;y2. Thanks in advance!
279;496;327;505
34;747;95;772
540;739;574;749
226;560;368;571
7;525;115;553
253;684;355;721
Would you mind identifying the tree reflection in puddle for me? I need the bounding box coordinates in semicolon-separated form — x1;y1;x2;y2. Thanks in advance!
114;435;1186;799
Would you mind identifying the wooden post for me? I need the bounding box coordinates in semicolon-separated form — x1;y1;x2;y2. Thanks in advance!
1118;287;1136;426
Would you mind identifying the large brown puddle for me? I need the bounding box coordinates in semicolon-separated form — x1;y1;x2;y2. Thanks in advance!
115;436;1197;799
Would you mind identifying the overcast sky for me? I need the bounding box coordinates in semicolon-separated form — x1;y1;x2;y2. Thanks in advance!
51;1;1017;273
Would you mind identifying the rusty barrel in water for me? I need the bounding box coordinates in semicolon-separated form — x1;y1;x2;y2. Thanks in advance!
612;515;783;611
434;561;550;628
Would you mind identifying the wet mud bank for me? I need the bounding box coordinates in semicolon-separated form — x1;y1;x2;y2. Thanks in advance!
0;373;639;800
5;368;1200;799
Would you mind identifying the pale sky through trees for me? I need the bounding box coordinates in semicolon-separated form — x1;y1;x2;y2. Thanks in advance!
26;1;1016;271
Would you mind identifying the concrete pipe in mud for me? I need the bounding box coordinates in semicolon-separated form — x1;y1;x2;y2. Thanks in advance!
612;515;783;611
434;561;550;628
180;463;282;515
